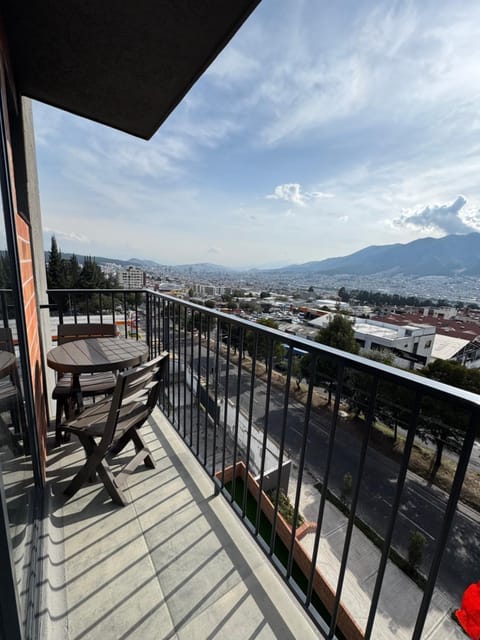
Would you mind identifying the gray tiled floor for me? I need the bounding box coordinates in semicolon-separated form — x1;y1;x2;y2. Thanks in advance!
41;408;318;639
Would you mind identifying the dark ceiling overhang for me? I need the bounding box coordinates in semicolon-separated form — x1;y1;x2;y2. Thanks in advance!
1;1;261;140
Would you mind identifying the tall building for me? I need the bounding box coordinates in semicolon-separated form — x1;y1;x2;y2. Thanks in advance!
119;266;146;289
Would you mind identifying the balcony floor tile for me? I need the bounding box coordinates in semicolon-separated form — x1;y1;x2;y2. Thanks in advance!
41;407;318;640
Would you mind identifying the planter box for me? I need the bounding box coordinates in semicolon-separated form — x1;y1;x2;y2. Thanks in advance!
218;461;364;640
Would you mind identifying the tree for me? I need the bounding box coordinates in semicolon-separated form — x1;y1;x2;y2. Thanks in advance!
67;254;81;288
187;310;216;336
301;314;359;405
78;256;104;289
47;235;66;289
245;318;284;368
260;291;270;299
348;350;394;419
316;315;359;354
220;321;244;356
417;360;480;468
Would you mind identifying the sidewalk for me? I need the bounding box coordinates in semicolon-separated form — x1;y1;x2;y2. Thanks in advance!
288;469;466;639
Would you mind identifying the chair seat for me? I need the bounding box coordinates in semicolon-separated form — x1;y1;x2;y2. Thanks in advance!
0;381;18;405
64;397;148;439
52;371;116;399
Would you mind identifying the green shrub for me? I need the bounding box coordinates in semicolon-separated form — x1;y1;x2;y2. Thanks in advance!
267;488;305;528
408;530;426;569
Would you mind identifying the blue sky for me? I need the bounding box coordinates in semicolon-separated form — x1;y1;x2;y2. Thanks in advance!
33;0;480;268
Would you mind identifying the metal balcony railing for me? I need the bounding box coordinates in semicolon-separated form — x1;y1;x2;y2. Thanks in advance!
45;288;480;640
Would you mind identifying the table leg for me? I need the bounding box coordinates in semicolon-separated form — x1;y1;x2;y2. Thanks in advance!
71;374;84;413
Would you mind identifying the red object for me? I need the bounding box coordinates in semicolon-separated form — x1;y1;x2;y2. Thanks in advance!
456;582;480;639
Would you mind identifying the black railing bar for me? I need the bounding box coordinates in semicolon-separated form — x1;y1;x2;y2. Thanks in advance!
145;293;151;356
306;362;345;607
73;295;78;323
287;352;317;580
255;339;274;537
220;322;232;488
412;408;478;640
85;292;90;323
231;326;244;506
99;292;103;323
111;292;115;327
242;331;258;518
135;292;140;340
204;315;211;466
170;301;175;421
177;303;182;437
196;311;202;457
328;375;379;639
183;305;188;442
364;390;423;639
123;292;128;338
189;308;194;448
212;323;221;477
269;344;293;554
166;301;172;422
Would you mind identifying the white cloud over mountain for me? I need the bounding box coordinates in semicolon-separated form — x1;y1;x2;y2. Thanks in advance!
393;195;480;234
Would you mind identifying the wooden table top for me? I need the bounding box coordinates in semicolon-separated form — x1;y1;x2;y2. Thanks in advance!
0;350;15;378
47;337;149;375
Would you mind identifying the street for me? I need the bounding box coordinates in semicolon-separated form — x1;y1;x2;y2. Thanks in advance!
175;339;480;605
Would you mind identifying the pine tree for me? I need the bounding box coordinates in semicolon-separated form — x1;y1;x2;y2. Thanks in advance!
47;236;66;288
78;256;104;289
67;254;81;288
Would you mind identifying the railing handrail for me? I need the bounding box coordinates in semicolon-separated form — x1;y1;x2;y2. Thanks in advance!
44;286;480;409
143;288;480;410
43;285;480;638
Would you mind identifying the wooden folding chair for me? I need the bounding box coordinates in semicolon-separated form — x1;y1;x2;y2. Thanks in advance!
62;353;168;505
53;323;118;443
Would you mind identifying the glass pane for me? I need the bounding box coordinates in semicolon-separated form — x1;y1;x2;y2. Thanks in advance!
0;185;36;631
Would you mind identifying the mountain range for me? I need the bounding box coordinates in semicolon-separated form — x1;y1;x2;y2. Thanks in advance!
270;233;480;277
46;233;480;277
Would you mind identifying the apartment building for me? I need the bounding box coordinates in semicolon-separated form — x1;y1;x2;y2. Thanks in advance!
119;266;146;289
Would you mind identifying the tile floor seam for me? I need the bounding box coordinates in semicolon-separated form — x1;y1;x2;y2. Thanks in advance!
126;483;180;639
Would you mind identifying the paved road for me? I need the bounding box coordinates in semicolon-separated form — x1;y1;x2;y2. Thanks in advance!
186;348;479;604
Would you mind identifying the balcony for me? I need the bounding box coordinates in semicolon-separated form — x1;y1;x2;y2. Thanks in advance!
10;288;480;638
41;407;318;638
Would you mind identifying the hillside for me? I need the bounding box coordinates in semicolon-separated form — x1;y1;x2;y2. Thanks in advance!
273;233;480;277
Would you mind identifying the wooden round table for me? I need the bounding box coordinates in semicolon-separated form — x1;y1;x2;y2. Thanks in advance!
47;337;149;410
47;337;148;375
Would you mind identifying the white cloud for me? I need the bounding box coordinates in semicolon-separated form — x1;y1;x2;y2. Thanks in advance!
392;195;480;234
266;183;334;206
43;227;89;243
206;46;260;83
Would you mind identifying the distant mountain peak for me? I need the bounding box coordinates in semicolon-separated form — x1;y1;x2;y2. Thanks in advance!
271;232;480;277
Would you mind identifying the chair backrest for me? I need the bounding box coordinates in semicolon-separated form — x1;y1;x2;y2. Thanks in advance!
57;323;117;345
0;327;14;353
102;352;168;448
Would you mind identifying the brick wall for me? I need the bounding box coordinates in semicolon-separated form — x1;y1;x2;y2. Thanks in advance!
15;213;48;476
